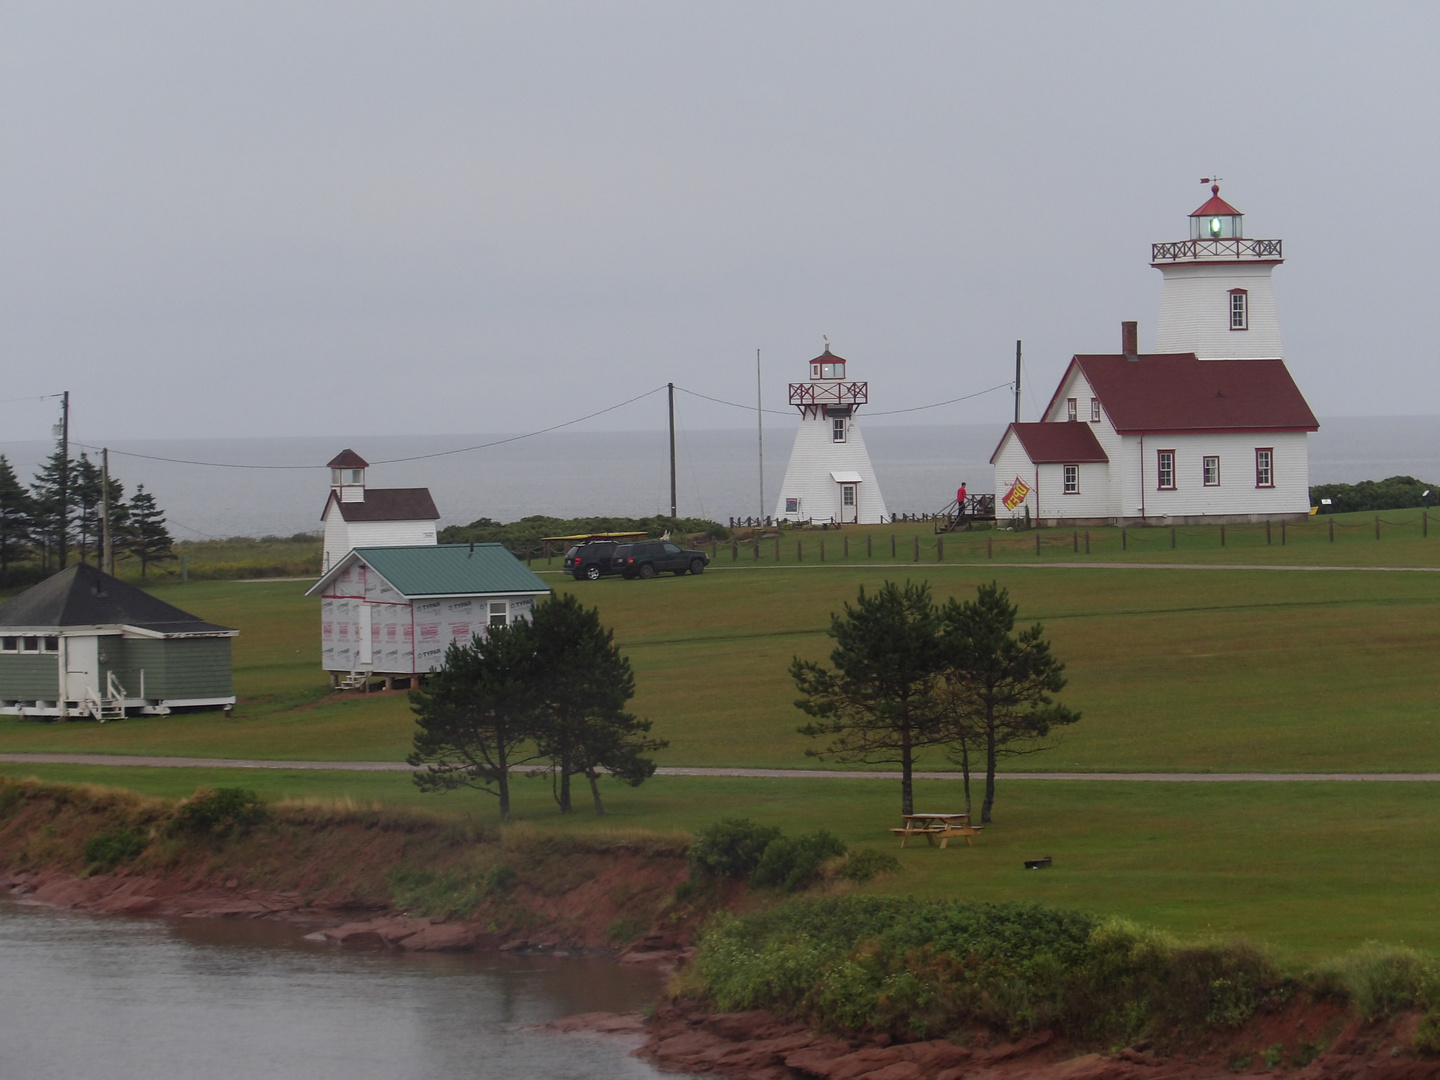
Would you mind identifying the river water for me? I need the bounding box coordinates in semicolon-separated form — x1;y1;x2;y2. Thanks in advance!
0;900;683;1080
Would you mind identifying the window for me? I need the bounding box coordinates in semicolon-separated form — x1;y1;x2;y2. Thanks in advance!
820;361;845;379
1230;289;1248;330
1157;450;1176;490
43;637;58;653
1090;398;1101;423
842;485;856;507
1063;465;1079;494
488;601;508;628
1066;398;1078;421
1203;455;1221;486
20;637;39;653
0;637;16;653
832;416;847;443
330;469;343;485
1255;448;1274;488
785;497;801;515
350;469;363;483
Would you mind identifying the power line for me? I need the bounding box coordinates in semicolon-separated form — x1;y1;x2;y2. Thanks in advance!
70;385;669;471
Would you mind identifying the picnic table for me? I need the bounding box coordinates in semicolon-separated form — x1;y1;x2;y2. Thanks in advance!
890;813;983;848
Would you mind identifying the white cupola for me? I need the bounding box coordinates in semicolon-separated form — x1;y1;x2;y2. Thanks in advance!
328;449;368;504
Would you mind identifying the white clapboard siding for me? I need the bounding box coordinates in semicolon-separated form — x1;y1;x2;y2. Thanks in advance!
1154;262;1284;360
774;415;889;524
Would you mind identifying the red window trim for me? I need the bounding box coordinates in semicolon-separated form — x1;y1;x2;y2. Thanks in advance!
1255;447;1275;488
1156;449;1177;491
1203;455;1221;487
1063;463;1080;494
1229;288;1249;331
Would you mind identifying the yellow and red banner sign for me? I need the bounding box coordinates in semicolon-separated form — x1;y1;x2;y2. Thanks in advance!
1002;476;1031;511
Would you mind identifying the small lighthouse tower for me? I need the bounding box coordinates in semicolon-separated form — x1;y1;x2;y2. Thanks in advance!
1152;183;1285;360
774;347;888;524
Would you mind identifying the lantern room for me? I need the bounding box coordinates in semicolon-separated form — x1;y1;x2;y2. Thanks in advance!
328;449;369;504
1189;184;1244;240
809;348;846;380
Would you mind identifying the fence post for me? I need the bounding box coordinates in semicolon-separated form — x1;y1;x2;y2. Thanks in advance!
913;535;920;562
1281;521;1286;546
843;536;849;559
1122;528;1127;551
937;535;944;561
1035;531;1041;556
1425;511;1429;539
1085;530;1090;554
1329;519;1334;543
1170;526;1176;549
797;540;803;562
754;538;760;559
1375;515;1380;540
1220;524;1225;547
867;534;872;558
543;541;551;564
987;536;993;559
1266;521;1272;545
820;539;825;562
732;539;738;561
1072;530;1078;553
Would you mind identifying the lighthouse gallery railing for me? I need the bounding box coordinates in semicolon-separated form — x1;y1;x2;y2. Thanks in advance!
1151;238;1282;263
788;381;869;408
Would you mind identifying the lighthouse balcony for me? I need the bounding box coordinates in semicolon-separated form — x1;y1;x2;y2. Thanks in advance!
1151;238;1283;264
789;381;868;408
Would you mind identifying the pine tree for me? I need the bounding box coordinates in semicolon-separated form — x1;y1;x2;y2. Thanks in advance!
0;456;35;587
123;485;175;580
30;447;70;572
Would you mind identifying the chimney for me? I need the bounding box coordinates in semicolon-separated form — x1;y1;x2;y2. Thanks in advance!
1122;321;1138;360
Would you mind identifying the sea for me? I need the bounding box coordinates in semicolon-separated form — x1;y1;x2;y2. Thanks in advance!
1;416;1436;541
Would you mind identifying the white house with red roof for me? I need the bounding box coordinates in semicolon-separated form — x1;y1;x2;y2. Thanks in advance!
991;187;1318;526
321;449;440;571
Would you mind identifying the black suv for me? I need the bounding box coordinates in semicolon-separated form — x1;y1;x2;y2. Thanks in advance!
611;540;710;579
564;541;620;580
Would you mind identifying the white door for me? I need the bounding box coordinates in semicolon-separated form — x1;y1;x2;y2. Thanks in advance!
840;484;858;524
64;637;99;700
358;605;373;667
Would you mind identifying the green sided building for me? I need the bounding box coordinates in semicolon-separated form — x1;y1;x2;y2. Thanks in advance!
0;563;237;720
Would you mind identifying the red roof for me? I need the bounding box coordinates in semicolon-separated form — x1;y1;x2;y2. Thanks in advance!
810;347;847;365
1190;185;1243;218
990;422;1109;465
1062;354;1318;434
327;449;369;469
322;488;439;522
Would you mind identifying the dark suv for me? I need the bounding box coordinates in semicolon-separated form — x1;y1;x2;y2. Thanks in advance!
611;540;710;579
564;541;620;580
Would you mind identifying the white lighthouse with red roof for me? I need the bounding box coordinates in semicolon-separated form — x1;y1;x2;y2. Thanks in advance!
774;347;888;524
1152;183;1285;361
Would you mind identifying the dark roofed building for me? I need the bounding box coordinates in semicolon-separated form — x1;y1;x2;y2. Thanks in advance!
322;448;441;572
0;563;237;720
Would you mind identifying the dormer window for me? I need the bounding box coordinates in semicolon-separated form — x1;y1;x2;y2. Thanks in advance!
1229;289;1248;330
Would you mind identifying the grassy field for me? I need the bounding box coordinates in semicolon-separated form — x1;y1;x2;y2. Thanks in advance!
4;761;1439;962
1;510;1437;959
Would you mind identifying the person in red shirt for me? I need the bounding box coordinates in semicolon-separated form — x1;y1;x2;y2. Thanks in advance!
956;482;968;520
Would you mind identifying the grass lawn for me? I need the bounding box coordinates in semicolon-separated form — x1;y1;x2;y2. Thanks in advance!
5;761;1438;963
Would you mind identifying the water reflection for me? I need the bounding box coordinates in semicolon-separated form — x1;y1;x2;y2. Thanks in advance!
0;901;684;1080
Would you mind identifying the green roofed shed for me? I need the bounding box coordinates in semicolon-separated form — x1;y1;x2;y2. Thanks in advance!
305;544;551;683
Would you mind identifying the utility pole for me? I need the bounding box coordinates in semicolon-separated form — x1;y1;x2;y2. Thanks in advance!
57;391;70;570
667;382;677;519
756;349;764;521
101;447;113;575
1013;341;1022;423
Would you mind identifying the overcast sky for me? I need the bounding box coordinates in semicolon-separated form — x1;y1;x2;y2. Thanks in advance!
1;2;1436;448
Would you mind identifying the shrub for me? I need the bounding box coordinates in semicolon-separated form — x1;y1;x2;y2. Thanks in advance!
168;788;268;839
1414;1013;1440;1057
83;828;147;872
390;869;481;919
688;819;782;880
838;848;899;883
485;864;518;893
752;831;847;892
1315;943;1440;1020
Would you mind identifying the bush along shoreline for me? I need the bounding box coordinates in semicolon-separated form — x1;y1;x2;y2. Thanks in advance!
7;784;1440;1074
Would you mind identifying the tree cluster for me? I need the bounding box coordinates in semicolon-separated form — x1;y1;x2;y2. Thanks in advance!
407;594;666;819
1309;475;1438;514
791;580;1078;823
0;451;175;586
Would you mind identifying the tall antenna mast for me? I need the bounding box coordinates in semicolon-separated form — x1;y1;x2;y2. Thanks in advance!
57;391;70;570
1013;341;1022;423
667;382;677;518
756;349;764;520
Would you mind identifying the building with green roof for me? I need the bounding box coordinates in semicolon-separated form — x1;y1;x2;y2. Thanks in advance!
305;544;551;687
